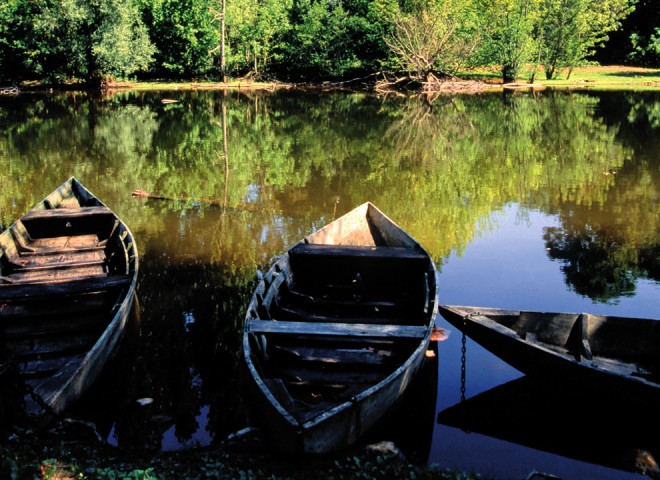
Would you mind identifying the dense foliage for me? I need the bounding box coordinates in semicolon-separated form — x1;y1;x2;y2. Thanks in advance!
0;0;646;84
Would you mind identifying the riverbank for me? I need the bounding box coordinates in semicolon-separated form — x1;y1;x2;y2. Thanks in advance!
101;65;660;93
2;66;658;96
1;421;483;480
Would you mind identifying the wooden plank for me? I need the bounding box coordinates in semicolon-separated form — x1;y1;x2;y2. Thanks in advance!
0;274;131;300
3;313;105;338
9;332;98;357
283;287;412;310
513;312;578;348
0;291;112;319
249;319;428;339
271;300;423;325
22;234;101;253
264;378;296;411
6;264;107;283
20;207;115;240
11;249;106;271
289;243;429;261
267;364;386;386
273;289;426;324
21;206;113;222
18;353;85;378
269;344;398;366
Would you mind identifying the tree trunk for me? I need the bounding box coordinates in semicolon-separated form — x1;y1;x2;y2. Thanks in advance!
502;64;517;84
220;0;226;83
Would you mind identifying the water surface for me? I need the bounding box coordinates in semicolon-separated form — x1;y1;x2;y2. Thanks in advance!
1;88;658;478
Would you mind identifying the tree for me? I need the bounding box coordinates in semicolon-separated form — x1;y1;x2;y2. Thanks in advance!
280;0;393;80
476;0;541;83
89;0;156;79
539;0;634;79
0;0;155;83
384;0;481;80
225;0;292;78
208;0;226;81
146;0;219;77
628;27;660;67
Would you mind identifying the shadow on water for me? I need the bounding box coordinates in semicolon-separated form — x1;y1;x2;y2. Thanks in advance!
67;262;253;451
67;307;440;459
437;376;660;478
362;339;439;463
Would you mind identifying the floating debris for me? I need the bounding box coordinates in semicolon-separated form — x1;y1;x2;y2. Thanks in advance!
136;397;154;407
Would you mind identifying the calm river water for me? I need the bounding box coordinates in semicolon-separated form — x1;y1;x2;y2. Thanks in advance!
1;88;658;479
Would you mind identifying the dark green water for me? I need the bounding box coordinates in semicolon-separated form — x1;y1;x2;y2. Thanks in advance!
1;89;658;478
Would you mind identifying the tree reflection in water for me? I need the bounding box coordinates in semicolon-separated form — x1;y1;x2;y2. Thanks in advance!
0;89;658;458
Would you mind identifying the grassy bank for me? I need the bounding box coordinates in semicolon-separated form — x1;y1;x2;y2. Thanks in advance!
1;423;482;480
128;66;660;92
465;65;660;90
5;65;659;94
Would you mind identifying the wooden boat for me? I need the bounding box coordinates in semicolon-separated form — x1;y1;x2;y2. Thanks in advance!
439;305;660;398
0;177;138;416
243;202;438;454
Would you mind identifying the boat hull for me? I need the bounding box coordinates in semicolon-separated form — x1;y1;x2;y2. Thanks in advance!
244;203;437;453
439;305;660;400
0;177;138;416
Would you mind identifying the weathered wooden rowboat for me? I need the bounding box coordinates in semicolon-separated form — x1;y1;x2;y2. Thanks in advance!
243;202;438;454
439;305;660;398
0;177;138;416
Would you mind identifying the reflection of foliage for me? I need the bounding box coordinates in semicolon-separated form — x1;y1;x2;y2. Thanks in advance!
626;96;660;129
0;89;654;268
540;146;659;302
544;225;638;302
1;89;658;448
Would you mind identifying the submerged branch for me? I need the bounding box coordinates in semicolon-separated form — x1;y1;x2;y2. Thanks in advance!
131;190;277;214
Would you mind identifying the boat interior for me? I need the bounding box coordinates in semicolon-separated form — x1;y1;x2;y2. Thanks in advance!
247;234;436;422
0;182;135;410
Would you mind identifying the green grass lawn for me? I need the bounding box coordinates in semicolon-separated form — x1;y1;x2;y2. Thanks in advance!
465;65;660;90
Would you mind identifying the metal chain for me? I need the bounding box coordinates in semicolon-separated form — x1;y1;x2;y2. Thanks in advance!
460;329;466;403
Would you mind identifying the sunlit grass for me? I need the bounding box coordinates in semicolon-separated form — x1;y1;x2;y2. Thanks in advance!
464;65;660;90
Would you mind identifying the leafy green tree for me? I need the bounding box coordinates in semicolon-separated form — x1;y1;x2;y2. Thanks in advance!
628;27;660;67
475;0;541;83
279;0;393;80
539;0;634;79
146;0;219;76
0;0;154;83
0;0;62;81
90;0;156;79
225;0;292;77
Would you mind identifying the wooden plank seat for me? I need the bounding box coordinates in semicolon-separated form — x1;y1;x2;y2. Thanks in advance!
19;206;116;240
0;274;132;300
10;219;111;255
21;206;114;222
270;298;426;325
248;319;428;340
9;332;99;358
3;312;108;339
289;243;430;261
4;264;108;284
0;291;114;319
268;344;400;367
288;243;430;297
9;249;107;272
